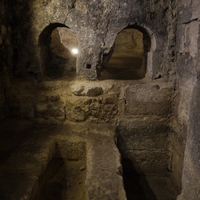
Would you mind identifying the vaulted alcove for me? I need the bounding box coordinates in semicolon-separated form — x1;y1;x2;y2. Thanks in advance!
100;26;151;80
39;24;78;80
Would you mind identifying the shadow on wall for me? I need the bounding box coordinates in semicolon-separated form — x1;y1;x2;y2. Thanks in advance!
100;25;151;80
39;24;78;80
9;0;40;78
121;158;157;200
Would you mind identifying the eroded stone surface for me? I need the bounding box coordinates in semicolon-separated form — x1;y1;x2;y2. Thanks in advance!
124;83;173;116
0;0;177;79
50;27;78;59
117;117;170;176
3;0;200;199
71;84;103;97
65;94;118;123
173;0;200;198
0;120;126;200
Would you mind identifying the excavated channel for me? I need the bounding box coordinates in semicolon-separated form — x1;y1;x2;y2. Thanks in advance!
34;140;88;200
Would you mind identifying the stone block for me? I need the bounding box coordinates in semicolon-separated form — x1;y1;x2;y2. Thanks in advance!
56;140;86;160
118;118;169;151
65;94;118;123
35;94;65;120
86;132;126;200
117;117;170;176
124;83;172;116
72;84;103;97
127;150;170;176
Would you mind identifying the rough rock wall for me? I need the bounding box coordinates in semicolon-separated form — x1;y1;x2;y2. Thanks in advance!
117;81;173;176
5;77;174;182
175;0;200;199
2;0;180;197
0;0;10;119
0;73;4;121
0;73;5;119
9;0;176;79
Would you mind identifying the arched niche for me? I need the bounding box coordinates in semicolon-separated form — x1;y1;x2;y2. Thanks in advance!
100;25;151;80
39;23;79;80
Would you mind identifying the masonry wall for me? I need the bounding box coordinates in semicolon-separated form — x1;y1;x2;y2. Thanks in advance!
175;0;200;199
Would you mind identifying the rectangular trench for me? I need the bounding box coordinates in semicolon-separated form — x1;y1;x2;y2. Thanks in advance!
0;124;127;200
34;139;88;200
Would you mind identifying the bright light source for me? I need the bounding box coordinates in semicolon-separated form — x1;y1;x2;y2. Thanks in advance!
71;48;79;55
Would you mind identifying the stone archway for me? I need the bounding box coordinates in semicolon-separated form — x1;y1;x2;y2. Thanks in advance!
100;25;151;80
39;24;78;79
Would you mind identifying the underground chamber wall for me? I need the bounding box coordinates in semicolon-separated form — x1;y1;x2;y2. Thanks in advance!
34;141;88;200
120;157;159;200
116;123;179;200
117;147;157;200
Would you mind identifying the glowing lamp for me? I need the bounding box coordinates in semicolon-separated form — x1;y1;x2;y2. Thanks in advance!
71;48;79;55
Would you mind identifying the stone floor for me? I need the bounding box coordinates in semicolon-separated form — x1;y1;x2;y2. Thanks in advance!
0;120;125;200
0;119;177;200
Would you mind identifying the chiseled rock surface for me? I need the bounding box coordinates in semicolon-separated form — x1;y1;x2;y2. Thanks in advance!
70;79;115;96
86;126;126;200
71;83;103;97
178;79;200;200
174;0;200;199
117;117;170;176
1;0;176;79
65;94;118;123
0;120;126;200
0;73;5;119
124;83;173;116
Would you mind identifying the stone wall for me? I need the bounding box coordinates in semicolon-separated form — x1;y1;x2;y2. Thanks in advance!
4;77;175;181
2;0;200;198
0;0;7;72
1;0;181;198
0;0;9;120
175;0;200;199
118;82;173;176
0;73;5;119
7;0;176;80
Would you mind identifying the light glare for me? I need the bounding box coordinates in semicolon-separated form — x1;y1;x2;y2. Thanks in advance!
71;48;78;55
